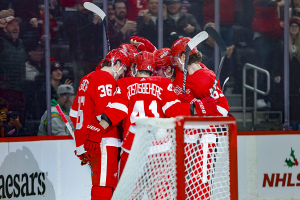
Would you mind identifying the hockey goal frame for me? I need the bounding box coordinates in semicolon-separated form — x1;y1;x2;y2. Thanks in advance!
175;116;238;200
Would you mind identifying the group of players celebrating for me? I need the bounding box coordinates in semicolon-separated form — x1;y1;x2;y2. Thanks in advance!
69;36;229;200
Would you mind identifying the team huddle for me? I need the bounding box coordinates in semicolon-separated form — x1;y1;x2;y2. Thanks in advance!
69;36;229;200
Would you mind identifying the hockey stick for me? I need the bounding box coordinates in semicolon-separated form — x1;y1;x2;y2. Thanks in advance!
205;27;227;98
183;31;208;93
84;2;111;52
55;104;75;138
222;77;229;92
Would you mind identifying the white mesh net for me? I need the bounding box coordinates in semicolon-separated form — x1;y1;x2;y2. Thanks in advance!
112;118;231;200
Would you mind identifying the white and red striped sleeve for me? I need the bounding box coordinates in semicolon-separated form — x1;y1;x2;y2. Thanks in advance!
161;79;192;117
69;75;93;155
103;79;129;125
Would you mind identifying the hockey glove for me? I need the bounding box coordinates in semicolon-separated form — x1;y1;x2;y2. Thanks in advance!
178;93;197;104
130;36;157;53
84;123;106;155
194;97;217;117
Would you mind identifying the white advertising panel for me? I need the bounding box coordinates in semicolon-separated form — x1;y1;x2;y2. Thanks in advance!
257;135;300;198
0;139;91;200
238;134;300;200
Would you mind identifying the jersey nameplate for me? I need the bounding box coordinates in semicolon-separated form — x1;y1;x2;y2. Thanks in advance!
127;83;163;100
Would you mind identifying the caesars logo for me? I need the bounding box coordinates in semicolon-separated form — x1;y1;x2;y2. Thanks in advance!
0;172;46;198
263;147;300;188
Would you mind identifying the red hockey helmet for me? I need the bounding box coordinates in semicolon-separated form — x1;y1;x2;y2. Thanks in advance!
134;51;156;74
106;49;131;69
118;44;139;61
170;37;198;58
155;48;172;67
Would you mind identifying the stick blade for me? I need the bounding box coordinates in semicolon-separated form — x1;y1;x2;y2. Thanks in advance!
205;27;227;56
187;31;208;50
83;2;106;20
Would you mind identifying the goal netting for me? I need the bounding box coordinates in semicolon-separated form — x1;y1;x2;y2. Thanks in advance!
112;116;237;200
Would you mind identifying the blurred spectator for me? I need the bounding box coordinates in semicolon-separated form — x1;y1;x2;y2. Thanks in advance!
38;85;75;136
0;97;26;137
0;16;26;124
64;0;103;90
164;0;201;46
35;58;73;118
49;59;73;101
251;0;284;108
108;0;137;49
108;3;115;21
198;23;235;86
24;42;45;120
25;42;45;81
136;0;175;47
10;0;42;52
289;17;300;129
291;0;300;18
188;0;204;28
124;0;148;21
39;7;59;43
203;0;235;46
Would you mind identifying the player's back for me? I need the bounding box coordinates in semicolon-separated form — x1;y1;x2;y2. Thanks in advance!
117;76;178;133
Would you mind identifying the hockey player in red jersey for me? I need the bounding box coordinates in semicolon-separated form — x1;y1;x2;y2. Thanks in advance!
170;37;229;199
69;49;131;200
171;37;229;116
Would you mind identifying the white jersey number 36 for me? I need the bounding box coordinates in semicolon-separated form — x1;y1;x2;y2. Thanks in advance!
130;100;159;123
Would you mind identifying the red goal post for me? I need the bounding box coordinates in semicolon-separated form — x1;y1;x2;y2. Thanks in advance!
112;116;238;200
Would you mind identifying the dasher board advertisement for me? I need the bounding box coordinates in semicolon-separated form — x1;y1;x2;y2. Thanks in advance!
0;138;92;200
238;134;300;200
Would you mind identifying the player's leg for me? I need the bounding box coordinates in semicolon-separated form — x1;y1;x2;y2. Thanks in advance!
89;145;119;200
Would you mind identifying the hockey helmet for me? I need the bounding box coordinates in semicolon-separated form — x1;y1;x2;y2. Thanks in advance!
170;37;198;59
118;44;139;61
155;48;172;67
106;49;131;69
134;51;156;74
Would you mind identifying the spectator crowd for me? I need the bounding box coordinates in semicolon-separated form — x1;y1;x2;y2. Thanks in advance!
0;0;300;136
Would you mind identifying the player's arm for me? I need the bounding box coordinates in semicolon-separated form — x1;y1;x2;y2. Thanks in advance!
179;81;229;117
84;83;129;153
160;80;193;117
69;78;93;155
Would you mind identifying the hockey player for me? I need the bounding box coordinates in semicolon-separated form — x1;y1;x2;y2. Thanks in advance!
69;49;131;200
170;37;229;199
171;37;229;116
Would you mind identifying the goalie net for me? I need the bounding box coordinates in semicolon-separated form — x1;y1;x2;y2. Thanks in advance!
112;116;237;200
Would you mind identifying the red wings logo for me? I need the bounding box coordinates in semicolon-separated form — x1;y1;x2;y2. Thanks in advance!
79;79;89;92
167;83;174;91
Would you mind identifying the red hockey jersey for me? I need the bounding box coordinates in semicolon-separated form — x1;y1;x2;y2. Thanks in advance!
103;76;191;151
70;70;121;155
173;63;229;116
186;67;229;116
